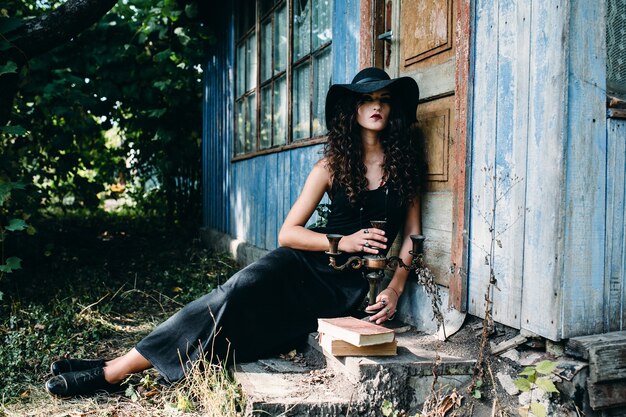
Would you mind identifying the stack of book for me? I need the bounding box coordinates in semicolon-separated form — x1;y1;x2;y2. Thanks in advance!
317;316;397;357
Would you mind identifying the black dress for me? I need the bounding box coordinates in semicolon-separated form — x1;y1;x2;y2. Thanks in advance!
135;184;407;383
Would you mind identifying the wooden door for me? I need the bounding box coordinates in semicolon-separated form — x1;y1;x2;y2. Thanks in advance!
372;0;470;310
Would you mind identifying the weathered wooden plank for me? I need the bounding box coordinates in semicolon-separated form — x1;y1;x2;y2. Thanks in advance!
281;152;291;237
467;0;499;320
265;153;279;250
332;0;359;85
608;108;626;119
566;330;626;360
449;0;472;312
285;146;324;228
588;378;626;410
422;192;453;286
489;0;529;329
519;0;569;341
605;119;626;331
279;151;291;239
358;0;374;68
617;120;626;332
414;59;456;99
490;334;528;355
229;160;238;238
560;0;607;338
255;156;267;248
589;341;626;383
245;159;256;244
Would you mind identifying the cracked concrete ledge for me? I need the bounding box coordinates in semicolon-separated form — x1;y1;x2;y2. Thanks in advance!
235;330;475;416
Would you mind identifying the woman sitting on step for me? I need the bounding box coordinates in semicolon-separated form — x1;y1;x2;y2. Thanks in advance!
45;66;427;397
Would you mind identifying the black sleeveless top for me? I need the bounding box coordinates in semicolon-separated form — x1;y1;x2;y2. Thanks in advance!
315;182;408;256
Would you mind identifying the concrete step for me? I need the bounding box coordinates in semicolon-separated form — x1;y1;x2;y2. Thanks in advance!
235;328;476;416
314;329;475;413
235;349;358;416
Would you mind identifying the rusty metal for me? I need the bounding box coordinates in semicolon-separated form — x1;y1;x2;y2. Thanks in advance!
326;220;426;308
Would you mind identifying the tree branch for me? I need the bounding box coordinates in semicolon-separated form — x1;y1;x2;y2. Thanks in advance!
9;0;119;63
0;0;118;126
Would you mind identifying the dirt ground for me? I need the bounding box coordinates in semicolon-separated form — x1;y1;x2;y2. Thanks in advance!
419;315;587;417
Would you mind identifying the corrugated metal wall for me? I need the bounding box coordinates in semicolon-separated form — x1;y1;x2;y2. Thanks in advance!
203;4;234;233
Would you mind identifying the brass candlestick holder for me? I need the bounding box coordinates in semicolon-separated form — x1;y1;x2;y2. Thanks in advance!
325;220;425;307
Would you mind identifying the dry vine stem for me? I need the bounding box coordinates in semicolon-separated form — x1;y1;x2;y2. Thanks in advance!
414;253;446;336
466;167;523;414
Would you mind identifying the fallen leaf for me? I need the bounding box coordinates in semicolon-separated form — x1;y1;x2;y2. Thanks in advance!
280;349;297;360
438;391;463;415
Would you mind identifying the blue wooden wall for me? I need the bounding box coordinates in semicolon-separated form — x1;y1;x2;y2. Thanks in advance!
203;0;361;250
203;0;623;341
560;0;607;338
605;117;626;332
468;0;616;340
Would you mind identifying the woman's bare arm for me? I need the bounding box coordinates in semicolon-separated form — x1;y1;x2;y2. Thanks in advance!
278;160;332;251
278;159;390;254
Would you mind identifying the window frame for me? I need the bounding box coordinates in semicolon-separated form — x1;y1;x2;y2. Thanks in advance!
232;0;332;161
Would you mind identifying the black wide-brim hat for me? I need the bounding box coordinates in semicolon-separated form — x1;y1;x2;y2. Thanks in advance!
325;67;419;130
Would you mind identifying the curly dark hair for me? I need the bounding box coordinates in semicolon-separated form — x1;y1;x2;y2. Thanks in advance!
324;92;427;205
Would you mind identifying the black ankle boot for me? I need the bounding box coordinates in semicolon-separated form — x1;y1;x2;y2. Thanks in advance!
50;358;106;376
45;367;121;397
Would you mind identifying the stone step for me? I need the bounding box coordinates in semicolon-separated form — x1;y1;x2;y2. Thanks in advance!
235;328;476;416
235;348;358;416
313;329;476;412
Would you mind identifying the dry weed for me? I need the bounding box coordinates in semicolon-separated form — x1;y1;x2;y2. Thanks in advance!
163;355;245;416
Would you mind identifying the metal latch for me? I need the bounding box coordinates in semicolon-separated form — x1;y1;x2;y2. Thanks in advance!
378;30;393;42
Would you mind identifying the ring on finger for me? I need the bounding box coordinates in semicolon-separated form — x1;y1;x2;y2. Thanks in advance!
385;307;390;314
364;229;369;234
364;241;371;248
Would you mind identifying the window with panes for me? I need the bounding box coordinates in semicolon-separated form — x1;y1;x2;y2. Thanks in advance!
234;0;332;157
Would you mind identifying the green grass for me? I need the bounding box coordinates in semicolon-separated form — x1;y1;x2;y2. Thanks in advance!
0;213;244;415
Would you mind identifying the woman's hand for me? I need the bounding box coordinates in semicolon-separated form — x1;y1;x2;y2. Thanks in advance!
337;227;387;254
365;287;400;324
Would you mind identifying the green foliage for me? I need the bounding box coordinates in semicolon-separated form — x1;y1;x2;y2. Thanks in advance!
514;376;532;392
0;179;32;301
1;0;214;295
0;301;111;396
530;402;547;417
0;256;21;272
124;372;158;402
2;0;213;221
381;399;422;417
308;203;331;229
471;378;483;399
0;60;17;75
0;214;239;400
514;360;559;393
381;399;400;417
515;360;559;417
535;360;558;375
